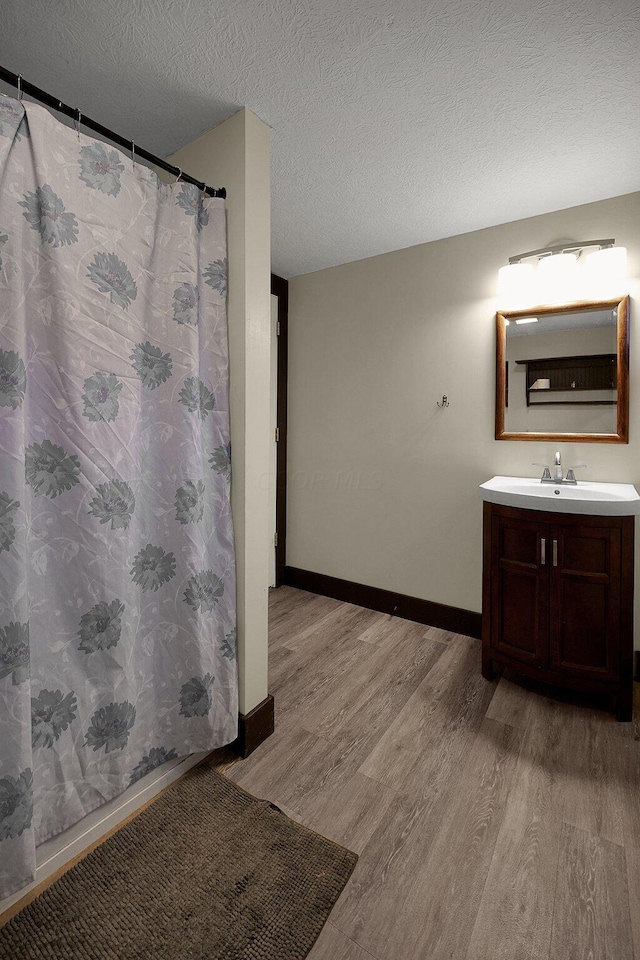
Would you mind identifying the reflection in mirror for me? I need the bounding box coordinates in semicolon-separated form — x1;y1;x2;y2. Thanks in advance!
496;296;629;443
507;308;617;434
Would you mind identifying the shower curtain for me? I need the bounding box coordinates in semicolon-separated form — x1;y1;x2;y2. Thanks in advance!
0;97;237;898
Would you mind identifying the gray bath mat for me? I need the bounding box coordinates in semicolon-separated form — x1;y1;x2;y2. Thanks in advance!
0;764;357;959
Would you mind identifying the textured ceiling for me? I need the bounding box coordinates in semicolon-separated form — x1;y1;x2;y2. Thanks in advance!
2;0;639;277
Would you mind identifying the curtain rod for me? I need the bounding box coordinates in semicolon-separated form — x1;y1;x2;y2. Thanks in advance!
0;65;226;199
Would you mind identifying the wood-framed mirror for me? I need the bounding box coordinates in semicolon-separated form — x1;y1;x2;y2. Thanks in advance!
495;295;629;443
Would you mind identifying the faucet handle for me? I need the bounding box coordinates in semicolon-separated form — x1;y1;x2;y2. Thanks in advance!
532;462;552;481
565;464;586;483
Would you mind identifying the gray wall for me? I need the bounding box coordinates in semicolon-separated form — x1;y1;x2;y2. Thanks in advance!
168;110;271;715
287;191;640;637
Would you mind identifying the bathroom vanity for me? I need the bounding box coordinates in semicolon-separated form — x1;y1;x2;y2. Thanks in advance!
479;477;640;721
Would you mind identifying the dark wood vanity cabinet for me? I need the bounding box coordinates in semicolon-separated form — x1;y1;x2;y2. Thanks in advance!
482;502;634;720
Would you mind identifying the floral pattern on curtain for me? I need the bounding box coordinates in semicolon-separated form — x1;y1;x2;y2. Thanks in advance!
0;97;237;898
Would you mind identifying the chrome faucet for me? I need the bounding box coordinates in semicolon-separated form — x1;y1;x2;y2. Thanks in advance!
533;453;586;484
553;450;563;481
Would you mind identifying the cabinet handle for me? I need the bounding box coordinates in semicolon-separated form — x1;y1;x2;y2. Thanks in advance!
540;537;546;565
552;539;558;567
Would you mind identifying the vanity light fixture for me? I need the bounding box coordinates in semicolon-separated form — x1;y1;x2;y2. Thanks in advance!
514;316;538;325
498;239;627;308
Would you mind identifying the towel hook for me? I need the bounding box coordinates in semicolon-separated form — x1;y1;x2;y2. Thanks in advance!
436;395;449;408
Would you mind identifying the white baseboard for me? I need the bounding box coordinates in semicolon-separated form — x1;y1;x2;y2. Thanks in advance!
0;751;210;917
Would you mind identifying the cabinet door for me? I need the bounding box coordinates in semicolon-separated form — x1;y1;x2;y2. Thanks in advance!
549;521;620;679
490;512;549;666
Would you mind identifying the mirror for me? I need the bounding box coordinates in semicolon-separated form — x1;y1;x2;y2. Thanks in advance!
495;295;629;443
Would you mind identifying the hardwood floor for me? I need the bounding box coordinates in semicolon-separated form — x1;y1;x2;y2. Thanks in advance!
226;586;640;960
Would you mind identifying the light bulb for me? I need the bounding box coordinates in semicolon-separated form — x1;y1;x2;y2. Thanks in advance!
497;263;535;310
538;253;578;304
583;246;627;298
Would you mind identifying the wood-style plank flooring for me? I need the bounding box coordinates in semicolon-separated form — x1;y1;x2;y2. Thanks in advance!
226;586;640;960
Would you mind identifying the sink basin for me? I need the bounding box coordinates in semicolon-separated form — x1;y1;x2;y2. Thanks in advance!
479;475;640;516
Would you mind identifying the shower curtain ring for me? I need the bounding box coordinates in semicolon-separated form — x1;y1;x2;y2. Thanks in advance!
16;74;23;101
176;168;182;183
75;108;81;138
131;141;135;165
